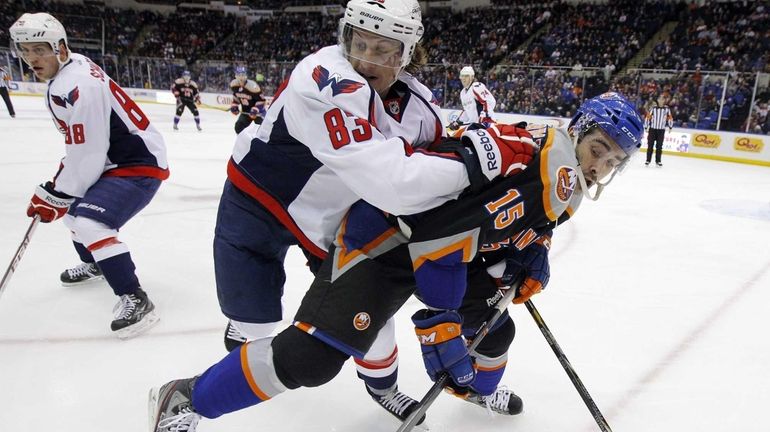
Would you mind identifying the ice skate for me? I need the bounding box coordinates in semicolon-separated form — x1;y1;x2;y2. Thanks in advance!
196;125;202;132
111;287;159;339
224;320;247;352
60;262;104;286
463;385;523;415
173;125;179;131
149;377;200;432
656;162;663;167
370;386;425;425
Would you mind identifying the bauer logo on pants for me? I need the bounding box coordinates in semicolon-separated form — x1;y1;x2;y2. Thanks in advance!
353;312;371;331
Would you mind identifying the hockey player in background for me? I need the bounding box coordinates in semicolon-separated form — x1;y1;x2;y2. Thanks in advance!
171;70;202;131
150;92;643;431
229;66;266;134
159;0;532;427
449;66;497;130
10;13;168;339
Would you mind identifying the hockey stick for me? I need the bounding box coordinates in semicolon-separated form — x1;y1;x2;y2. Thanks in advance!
524;300;613;432
396;276;523;432
0;216;40;301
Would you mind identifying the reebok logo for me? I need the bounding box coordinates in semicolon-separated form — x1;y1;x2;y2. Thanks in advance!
473;129;499;171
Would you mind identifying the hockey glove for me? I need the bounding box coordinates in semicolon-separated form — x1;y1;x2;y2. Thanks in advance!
502;233;551;304
229;104;240;115
448;120;461;131
412;309;476;388
461;123;537;182
26;182;75;223
248;106;261;120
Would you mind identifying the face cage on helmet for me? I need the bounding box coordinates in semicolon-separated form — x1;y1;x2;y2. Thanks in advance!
339;22;406;72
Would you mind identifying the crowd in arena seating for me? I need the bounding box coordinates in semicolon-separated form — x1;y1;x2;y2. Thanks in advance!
642;1;770;73
2;0;770;135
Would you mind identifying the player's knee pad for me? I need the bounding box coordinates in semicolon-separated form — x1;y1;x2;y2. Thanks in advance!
67;217;118;247
473;315;515;359
271;326;348;389
232;320;278;340
67;217;126;261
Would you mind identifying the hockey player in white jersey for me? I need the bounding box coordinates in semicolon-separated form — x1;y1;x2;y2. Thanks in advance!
449;66;497;130
10;13;168;339
151;0;533;429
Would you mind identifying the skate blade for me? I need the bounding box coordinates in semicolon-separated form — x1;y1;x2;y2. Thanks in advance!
148;387;161;432
115;310;160;340
61;275;105;287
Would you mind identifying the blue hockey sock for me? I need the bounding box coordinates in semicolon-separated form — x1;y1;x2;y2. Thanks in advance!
473;365;506;396
173;116;180;125
192;343;274;418
96;252;139;296
194;116;200;125
72;241;95;264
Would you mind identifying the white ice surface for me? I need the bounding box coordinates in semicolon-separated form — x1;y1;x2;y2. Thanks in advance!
1;96;769;432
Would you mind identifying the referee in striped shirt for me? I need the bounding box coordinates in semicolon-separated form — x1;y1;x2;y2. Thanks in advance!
0;66;16;118
644;100;673;166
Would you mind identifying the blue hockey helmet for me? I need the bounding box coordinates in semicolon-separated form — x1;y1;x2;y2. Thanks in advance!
234;66;247;79
569;92;643;158
182;70;191;77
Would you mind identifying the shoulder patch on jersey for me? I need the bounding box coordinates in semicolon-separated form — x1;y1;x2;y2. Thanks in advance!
245;80;260;93
189;81;198;88
312;65;364;96
554;166;577;203
175;78;185;84
51;86;80;108
229;78;241;88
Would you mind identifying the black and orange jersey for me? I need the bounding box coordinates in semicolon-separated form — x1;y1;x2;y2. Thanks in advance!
171;79;200;103
329;124;583;310
229;78;265;113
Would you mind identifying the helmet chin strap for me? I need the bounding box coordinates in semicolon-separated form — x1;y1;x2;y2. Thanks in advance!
572;132;625;202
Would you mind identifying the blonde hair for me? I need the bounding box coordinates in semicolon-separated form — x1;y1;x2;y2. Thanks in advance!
404;44;427;75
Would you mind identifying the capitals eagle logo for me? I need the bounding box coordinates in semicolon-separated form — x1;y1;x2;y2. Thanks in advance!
51;87;80;108
312;65;364;96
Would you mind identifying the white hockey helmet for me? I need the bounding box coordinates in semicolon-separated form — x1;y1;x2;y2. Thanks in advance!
460;66;475;76
339;0;424;69
10;13;69;65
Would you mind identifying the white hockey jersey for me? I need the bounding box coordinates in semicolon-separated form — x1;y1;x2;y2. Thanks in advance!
228;45;470;257
45;53;168;198
458;81;496;124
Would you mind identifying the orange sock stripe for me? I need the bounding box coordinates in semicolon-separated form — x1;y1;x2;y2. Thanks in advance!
239;344;271;401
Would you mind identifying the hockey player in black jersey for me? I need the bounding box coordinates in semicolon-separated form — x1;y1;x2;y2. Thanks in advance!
151;92;643;430
229;66;266;134
171;70;202;131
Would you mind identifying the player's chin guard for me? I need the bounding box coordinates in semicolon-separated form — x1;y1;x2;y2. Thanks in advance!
10;13;69;66
569;92;643;200
338;0;424;80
